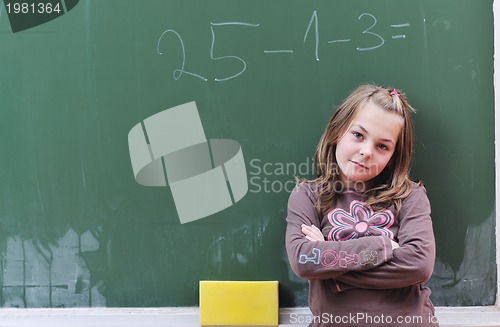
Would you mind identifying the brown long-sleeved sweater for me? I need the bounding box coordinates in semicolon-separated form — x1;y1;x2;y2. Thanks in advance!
286;182;438;327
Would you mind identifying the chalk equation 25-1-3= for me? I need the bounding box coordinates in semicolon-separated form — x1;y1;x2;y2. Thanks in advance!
156;11;411;83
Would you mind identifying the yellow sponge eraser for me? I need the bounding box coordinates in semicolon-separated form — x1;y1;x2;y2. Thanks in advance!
199;280;279;326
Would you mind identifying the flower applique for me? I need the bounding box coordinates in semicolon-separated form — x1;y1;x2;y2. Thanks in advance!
327;200;394;241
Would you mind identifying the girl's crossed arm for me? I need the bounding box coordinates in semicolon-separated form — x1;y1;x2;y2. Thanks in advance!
286;184;394;280
332;185;435;290
302;224;400;250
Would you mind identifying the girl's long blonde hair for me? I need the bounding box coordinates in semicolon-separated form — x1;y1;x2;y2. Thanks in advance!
309;84;417;215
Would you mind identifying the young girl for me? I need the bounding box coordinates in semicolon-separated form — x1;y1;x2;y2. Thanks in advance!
286;84;438;326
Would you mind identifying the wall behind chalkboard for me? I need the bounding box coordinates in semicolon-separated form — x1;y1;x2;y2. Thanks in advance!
0;0;494;307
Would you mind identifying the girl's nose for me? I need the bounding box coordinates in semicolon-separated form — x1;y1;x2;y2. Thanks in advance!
359;145;372;158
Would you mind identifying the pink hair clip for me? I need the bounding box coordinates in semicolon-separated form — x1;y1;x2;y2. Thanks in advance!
389;89;401;97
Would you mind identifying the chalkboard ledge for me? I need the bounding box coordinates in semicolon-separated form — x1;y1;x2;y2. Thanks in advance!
0;307;498;326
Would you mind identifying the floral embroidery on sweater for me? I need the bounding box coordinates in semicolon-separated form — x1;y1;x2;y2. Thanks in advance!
326;200;394;241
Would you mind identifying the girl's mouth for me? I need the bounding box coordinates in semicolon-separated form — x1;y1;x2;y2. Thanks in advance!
351;160;368;169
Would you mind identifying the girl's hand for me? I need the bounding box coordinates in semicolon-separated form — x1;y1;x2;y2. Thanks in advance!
390;240;400;249
301;224;325;242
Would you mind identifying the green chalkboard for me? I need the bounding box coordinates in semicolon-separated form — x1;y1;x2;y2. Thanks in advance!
0;0;494;307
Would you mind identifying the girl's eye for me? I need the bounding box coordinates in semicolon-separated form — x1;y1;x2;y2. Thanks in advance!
378;144;389;151
352;132;362;138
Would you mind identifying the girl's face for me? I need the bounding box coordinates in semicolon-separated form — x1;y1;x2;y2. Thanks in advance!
335;101;403;190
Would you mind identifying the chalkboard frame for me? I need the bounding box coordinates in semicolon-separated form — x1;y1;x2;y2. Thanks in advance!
0;0;499;324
